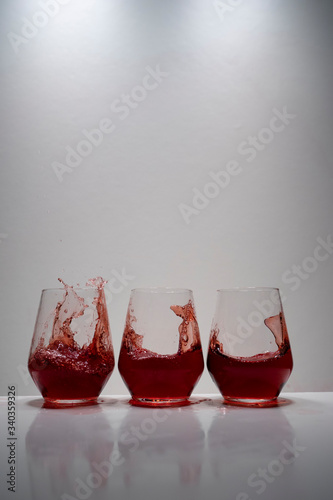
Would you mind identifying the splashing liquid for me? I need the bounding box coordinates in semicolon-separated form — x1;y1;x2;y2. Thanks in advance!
118;301;204;403
28;278;114;402
207;313;293;402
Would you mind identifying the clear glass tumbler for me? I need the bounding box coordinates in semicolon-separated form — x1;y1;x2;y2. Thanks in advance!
118;288;204;407
207;288;293;406
28;283;114;406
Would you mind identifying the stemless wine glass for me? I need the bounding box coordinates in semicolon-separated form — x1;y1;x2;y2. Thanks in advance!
207;288;293;407
28;284;115;406
118;288;204;407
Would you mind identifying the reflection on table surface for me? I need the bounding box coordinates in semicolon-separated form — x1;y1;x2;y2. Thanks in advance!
26;402;115;499
207;401;295;499
1;394;332;500
117;402;205;487
24;398;207;500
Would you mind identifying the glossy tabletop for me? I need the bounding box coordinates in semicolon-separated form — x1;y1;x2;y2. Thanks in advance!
1;393;332;500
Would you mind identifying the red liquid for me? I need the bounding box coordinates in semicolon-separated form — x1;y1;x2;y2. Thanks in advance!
28;278;114;401
29;342;114;401
119;346;204;400
207;345;293;401
118;300;204;402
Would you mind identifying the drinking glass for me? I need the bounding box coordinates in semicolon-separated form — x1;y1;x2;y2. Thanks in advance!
207;288;293;406
118;288;204;407
28;285;114;406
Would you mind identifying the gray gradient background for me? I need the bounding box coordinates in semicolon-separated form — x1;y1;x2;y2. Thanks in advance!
0;0;332;397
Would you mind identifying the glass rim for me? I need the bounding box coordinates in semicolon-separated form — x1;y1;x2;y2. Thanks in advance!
216;287;280;293
41;286;102;292
131;287;193;294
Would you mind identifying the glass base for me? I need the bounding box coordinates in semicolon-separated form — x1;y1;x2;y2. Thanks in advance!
43;397;98;408
223;396;280;408
129;397;190;408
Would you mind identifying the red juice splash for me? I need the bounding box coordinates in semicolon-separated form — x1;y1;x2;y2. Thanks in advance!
118;300;204;402
28;278;114;402
207;313;293;402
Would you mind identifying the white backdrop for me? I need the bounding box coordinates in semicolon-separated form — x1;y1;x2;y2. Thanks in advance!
0;0;332;396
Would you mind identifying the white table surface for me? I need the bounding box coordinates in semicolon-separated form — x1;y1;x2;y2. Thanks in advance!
1;393;332;500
